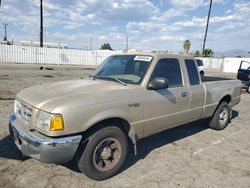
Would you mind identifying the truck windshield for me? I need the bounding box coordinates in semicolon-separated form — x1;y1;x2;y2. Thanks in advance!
92;55;152;84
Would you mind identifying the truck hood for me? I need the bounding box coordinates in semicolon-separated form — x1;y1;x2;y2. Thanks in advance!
17;79;141;112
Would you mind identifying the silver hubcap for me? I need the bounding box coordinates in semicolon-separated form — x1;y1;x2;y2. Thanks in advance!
219;107;228;125
93;138;122;172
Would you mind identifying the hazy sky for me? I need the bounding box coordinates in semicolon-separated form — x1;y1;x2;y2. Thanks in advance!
0;0;249;52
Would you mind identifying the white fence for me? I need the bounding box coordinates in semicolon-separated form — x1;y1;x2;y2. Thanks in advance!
1;44;249;73
199;58;224;72
199;57;250;73
222;58;250;73
0;44;117;65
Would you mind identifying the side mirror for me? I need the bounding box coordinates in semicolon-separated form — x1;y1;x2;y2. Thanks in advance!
147;77;169;90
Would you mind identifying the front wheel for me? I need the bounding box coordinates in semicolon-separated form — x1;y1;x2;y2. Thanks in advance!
77;126;128;180
247;85;250;94
208;101;230;130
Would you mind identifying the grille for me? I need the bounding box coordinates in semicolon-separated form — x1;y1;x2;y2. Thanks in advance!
15;100;32;124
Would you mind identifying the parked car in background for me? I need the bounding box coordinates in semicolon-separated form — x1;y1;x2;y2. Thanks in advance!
9;52;241;180
195;59;205;76
237;60;250;93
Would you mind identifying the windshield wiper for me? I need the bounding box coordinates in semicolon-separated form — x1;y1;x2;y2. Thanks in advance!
94;76;127;86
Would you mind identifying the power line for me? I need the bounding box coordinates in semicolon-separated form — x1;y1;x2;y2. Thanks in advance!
202;0;213;54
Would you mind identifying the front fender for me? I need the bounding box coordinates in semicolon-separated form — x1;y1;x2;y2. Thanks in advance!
84;109;131;130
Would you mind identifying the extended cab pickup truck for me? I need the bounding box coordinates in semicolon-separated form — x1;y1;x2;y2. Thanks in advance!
9;52;241;180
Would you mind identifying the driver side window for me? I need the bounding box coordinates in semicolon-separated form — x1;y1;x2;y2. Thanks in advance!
151;58;183;88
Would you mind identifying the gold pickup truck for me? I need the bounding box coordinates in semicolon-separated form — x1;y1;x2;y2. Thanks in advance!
9;52;241;180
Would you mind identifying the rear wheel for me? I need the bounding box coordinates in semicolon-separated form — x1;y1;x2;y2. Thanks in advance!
208;101;230;130
77;126;128;180
247;85;250;93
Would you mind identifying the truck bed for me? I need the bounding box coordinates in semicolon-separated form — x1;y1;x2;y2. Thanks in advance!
201;77;241;119
202;76;233;82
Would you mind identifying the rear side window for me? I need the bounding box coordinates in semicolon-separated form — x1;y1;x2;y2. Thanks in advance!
151;58;182;87
185;59;200;85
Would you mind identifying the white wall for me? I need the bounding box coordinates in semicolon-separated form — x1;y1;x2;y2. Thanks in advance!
198;57;250;73
1;45;249;73
199;57;224;72
223;58;250;73
0;45;117;65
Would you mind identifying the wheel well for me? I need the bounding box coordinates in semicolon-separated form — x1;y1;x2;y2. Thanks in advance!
88;118;130;134
79;118;132;144
219;95;231;104
75;118;132;161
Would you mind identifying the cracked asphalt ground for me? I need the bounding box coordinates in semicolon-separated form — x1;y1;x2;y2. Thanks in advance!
0;63;250;188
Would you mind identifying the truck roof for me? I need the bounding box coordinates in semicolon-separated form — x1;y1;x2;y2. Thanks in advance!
113;51;194;59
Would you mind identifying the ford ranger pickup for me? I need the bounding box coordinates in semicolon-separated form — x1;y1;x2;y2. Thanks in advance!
9;52;241;180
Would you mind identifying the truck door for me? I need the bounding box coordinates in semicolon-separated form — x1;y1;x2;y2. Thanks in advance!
143;58;191;135
237;61;250;82
184;59;206;120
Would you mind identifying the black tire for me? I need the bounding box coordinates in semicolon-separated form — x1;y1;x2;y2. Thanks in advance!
77;126;128;180
247;85;250;94
200;71;204;77
208;101;230;130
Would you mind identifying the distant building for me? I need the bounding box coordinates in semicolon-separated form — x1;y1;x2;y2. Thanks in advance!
0;40;12;45
20;41;68;49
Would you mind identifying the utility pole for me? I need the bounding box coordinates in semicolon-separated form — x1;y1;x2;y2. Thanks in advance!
40;0;43;47
3;23;8;41
202;0;212;55
90;37;92;51
126;36;129;51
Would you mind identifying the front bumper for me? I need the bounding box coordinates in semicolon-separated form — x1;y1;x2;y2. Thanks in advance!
9;114;82;164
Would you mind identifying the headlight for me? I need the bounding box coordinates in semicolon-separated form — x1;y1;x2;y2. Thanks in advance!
36;111;51;131
36;111;64;131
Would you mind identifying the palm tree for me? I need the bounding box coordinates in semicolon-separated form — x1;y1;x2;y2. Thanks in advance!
183;40;191;55
203;48;214;57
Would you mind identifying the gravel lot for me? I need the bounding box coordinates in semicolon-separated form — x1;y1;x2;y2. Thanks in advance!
0;63;250;188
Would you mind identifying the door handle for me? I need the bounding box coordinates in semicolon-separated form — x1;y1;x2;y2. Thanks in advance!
181;92;188;97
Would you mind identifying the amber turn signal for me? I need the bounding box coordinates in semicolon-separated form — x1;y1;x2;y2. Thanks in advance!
50;115;64;131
